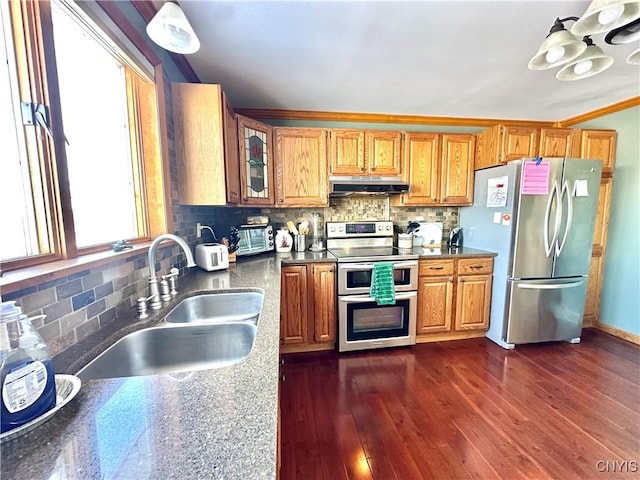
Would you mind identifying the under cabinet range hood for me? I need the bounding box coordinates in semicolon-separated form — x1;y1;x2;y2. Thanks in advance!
329;175;410;196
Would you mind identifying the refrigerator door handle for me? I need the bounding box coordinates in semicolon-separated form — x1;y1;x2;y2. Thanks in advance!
543;181;561;258
517;280;585;290
555;180;574;257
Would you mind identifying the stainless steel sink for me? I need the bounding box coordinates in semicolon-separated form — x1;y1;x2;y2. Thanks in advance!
164;290;264;324
77;322;257;380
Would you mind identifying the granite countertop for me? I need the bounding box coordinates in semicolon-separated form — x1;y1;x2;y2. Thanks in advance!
410;245;497;259
1;255;283;480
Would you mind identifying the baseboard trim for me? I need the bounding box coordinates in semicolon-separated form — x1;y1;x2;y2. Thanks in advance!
280;343;336;354
416;331;486;343
593;322;640;345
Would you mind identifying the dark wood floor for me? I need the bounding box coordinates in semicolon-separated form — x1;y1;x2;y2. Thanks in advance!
279;329;640;480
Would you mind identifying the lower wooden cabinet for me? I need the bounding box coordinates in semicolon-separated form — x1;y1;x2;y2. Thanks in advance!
416;257;493;342
280;263;336;353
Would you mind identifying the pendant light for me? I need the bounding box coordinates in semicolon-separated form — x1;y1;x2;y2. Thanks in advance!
627;46;640;63
571;0;640;36
146;2;200;54
556;37;614;80
528;17;587;70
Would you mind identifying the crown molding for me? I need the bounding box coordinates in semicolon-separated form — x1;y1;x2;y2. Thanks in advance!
234;109;555;128
555;97;640;127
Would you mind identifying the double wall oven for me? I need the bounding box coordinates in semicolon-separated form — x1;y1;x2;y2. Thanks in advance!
327;221;419;352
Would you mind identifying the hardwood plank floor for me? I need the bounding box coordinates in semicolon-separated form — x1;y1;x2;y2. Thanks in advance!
279;329;640;479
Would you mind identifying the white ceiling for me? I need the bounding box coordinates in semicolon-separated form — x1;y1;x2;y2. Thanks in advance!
176;0;640;122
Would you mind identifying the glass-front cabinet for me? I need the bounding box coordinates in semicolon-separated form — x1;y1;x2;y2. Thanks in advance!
237;115;275;205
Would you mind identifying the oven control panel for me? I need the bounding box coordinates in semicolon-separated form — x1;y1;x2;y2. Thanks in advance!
326;221;394;238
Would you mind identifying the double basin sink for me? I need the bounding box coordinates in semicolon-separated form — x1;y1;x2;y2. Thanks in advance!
77;289;264;381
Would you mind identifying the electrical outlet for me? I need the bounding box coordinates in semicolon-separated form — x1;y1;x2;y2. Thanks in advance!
196;222;202;238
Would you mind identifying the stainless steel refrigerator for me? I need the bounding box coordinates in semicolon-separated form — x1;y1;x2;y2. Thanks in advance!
460;158;602;349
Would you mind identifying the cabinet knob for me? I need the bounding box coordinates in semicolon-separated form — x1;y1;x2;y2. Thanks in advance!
371;167;376;171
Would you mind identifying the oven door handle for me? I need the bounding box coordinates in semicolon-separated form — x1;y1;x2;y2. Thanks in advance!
339;291;417;303
340;260;419;271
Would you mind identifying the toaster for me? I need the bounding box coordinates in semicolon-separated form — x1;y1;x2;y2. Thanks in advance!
195;243;229;271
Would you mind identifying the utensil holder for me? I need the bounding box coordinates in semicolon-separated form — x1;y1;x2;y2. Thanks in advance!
294;234;306;252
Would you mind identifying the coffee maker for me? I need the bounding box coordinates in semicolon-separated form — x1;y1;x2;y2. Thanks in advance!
448;227;463;248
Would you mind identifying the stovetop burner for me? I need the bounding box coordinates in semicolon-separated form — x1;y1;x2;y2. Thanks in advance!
326;221;418;262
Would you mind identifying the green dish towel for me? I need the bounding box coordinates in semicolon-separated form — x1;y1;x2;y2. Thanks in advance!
370;262;396;305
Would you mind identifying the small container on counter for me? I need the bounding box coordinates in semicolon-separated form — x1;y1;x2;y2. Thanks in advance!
398;233;413;250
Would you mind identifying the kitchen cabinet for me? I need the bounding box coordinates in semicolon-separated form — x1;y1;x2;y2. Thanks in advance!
474;124;538;170
171;83;240;205
393;132;474;206
274;127;328;207
583;255;604;326
238;115;276;206
538;128;578;158
328;129;401;176
416;256;493;342
365;130;403;176
328;129;365;175
577;129;617;175
280;263;336;353
440;133;475;205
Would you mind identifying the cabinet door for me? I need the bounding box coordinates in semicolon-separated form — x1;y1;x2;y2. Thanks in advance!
583;254;603;325
172;83;227;205
440;133;475;205
311;263;336;343
417;276;454;334
396;132;440;206
222;93;240;204
238;115;275;205
280;265;308;345
579;129;617;174
501;126;539;163
329;129;365;175
592;177;612;255
365;130;402;175
474;126;499;170
538;128;576;158
275;128;328;207
455;274;492;331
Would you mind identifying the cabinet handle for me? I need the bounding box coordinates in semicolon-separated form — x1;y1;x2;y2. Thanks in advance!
361;167;365;172
470;265;483;269
280;374;286;382
429;266;444;270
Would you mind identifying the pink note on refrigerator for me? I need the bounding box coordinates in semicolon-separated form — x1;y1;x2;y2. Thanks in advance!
521;160;550;195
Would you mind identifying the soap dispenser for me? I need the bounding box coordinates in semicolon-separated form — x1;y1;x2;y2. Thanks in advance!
0;301;57;433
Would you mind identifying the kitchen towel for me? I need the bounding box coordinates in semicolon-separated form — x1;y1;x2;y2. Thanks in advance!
370;262;396;305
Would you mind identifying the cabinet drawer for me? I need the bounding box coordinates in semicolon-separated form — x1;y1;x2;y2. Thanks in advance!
419;259;455;276
457;258;494;275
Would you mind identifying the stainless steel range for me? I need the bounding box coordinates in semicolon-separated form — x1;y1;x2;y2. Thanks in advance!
327;221;419;352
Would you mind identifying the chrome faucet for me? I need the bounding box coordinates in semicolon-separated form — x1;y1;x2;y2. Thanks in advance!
143;234;196;313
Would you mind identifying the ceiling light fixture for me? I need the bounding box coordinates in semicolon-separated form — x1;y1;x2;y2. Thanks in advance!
627;46;640;63
571;0;640;36
146;1;200;55
528;17;587;70
556;37;615;80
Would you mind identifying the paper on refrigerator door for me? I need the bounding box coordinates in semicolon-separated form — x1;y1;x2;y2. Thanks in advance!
521;161;550;195
574;179;589;197
486;176;508;207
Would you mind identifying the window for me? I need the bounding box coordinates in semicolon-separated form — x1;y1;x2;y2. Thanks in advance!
1;0;169;271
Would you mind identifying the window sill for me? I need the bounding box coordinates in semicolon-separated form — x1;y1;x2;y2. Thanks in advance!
0;243;152;295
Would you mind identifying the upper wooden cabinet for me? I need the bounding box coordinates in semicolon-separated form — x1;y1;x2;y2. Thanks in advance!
238;115;276;205
440;134;475;205
577;129;617;174
328;129;401;176
394;132;474;206
475;124;539;169
328;129;365;175
538;128;578;158
171;83;240;205
365;130;403;175
274;127;328;207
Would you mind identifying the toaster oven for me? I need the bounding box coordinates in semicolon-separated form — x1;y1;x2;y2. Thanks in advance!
236;225;274;256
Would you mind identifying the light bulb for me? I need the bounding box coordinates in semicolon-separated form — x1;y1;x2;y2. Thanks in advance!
573;59;593;75
546;46;566;63
598;4;624;26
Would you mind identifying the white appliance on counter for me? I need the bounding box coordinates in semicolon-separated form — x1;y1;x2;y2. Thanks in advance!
460;158;602;349
410;222;443;246
195;243;229;271
326;221;419;352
